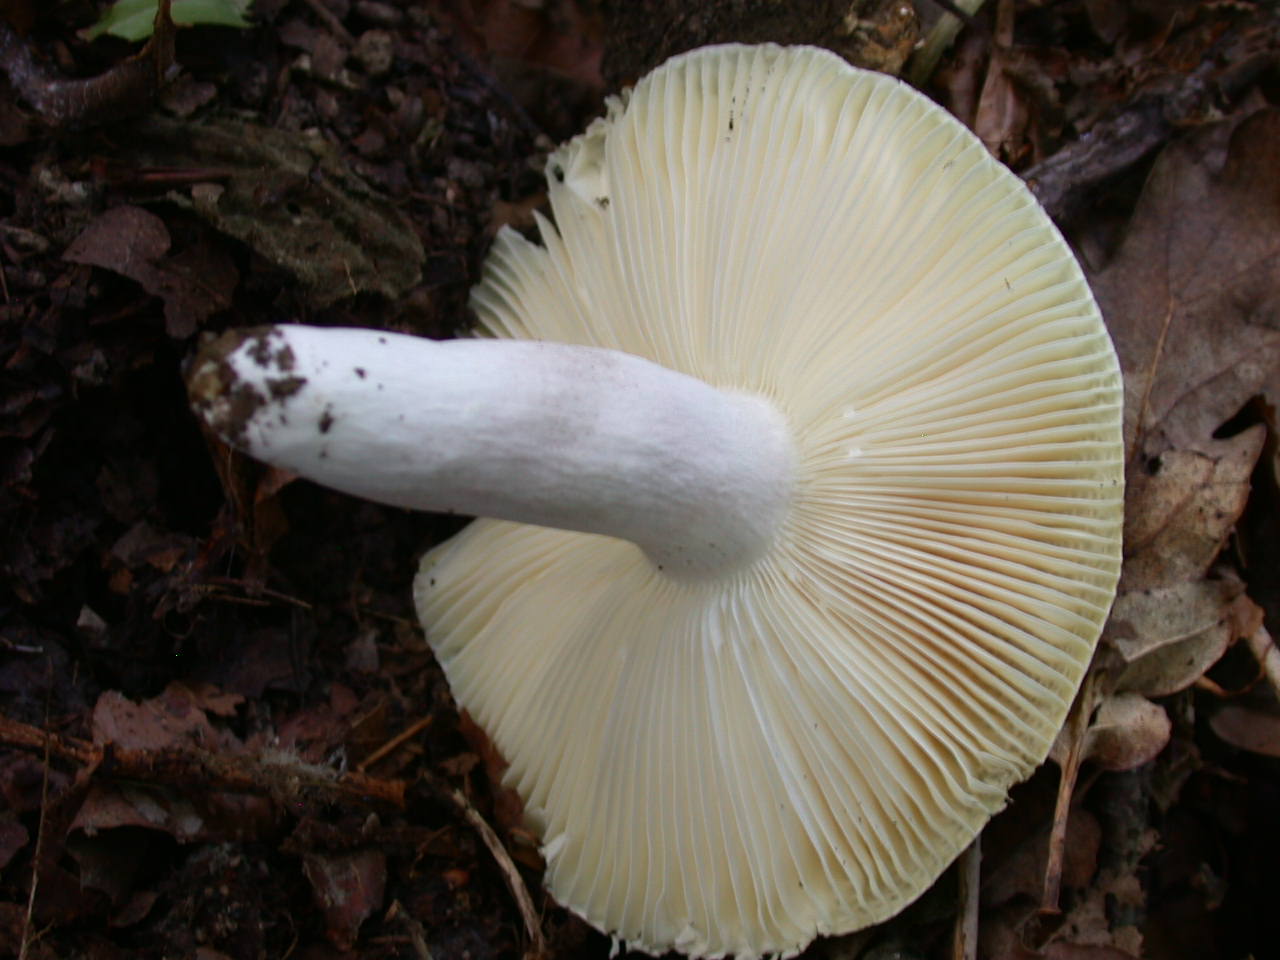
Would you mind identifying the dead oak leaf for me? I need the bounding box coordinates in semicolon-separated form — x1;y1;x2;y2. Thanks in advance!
1107;579;1263;696
1119;440;1261;590
1090;107;1280;590
1094;108;1280;463
1086;108;1280;689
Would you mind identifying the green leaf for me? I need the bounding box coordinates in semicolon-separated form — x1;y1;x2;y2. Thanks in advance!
83;0;253;42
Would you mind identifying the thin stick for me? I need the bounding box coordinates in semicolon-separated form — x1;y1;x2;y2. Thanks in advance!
0;714;406;810
1042;669;1100;913
17;663;54;960
427;774;547;960
357;715;433;772
952;835;981;960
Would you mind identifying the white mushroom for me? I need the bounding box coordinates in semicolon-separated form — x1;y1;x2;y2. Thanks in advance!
189;44;1124;959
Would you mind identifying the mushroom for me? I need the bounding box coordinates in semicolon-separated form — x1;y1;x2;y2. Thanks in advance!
188;44;1124;959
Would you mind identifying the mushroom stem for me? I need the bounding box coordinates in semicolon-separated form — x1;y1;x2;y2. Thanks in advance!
187;325;796;578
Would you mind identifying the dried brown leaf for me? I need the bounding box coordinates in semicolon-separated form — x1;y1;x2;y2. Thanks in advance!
302;849;387;950
1090;108;1280;701
1096;108;1280;463
1107;579;1238;661
72;782;206;839
1120;438;1262;591
90;683;240;752
92;689;210;752
1107;581;1261;696
1082;693;1171;771
62;205;238;338
1093;107;1280;581
973;0;1028;163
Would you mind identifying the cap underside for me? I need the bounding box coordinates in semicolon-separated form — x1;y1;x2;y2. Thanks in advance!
417;44;1123;959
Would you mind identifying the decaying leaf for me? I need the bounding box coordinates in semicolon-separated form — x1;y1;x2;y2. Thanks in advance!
1037;110;1280;954
1108;581;1264;696
983;809;1102;908
1090;107;1280;692
303;849;387;950
1096;109;1280;464
91;683;242;752
1082;693;1172;772
62;205;238;338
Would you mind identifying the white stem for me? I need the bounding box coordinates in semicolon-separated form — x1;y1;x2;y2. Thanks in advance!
188;325;796;578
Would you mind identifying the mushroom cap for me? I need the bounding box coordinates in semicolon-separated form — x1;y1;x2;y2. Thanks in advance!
416;44;1123;959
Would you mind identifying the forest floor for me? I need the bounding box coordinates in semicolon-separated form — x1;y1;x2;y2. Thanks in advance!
0;1;1278;959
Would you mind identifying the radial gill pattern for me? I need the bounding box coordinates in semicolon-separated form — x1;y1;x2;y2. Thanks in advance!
416;44;1123;959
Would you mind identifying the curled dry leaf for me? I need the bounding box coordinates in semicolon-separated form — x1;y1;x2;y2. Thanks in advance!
62;205;238;339
1083;693;1172;772
1;0;179;129
1108;581;1264;696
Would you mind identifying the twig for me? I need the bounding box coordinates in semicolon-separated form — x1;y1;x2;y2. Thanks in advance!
952;835;981;960
1042;669;1101;913
425;773;547;959
1025;8;1280;222
357;715;433;772
0;713;406;810
388;899;436;960
17;662;54;960
0;635;44;654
